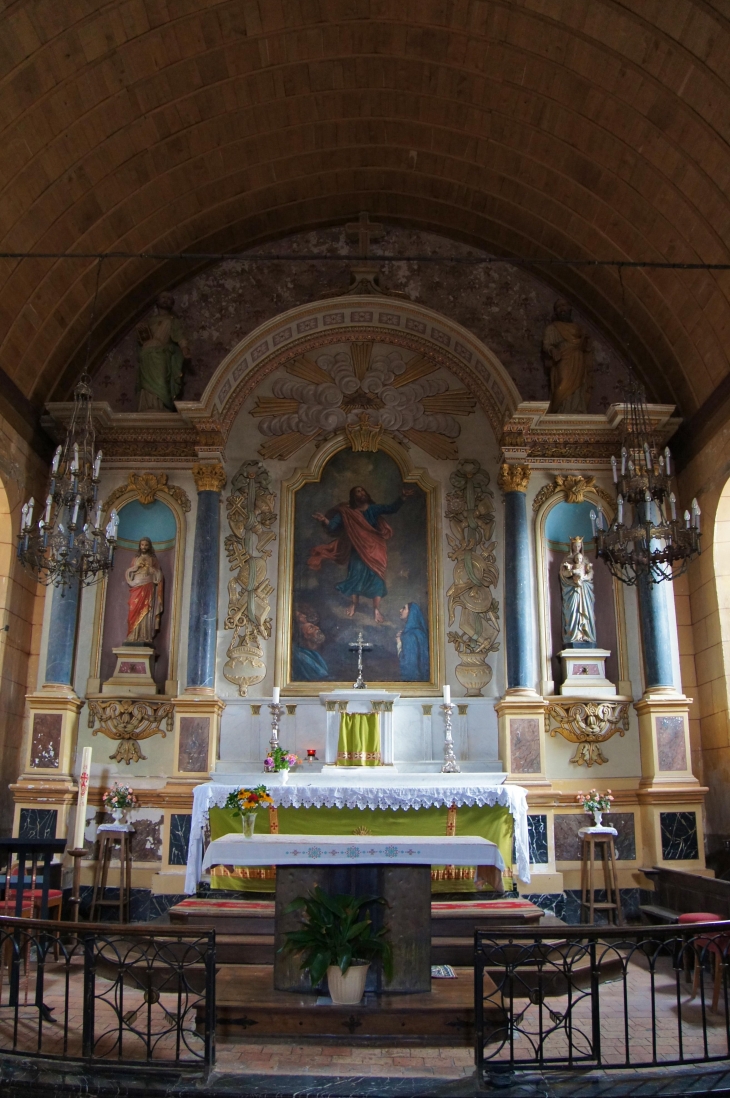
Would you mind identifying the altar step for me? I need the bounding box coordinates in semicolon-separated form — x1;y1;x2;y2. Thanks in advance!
211;963;498;1045
207;932;493;967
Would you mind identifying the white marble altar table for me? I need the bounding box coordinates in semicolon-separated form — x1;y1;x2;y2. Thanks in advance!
202;833;505;871
185;776;530;892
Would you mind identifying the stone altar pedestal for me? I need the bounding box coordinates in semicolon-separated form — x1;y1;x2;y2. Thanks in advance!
274;863;431;994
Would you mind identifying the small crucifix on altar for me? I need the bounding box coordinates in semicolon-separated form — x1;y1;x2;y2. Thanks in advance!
349;630;373;689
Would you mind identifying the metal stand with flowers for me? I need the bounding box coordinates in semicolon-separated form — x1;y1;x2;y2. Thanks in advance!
224;785;274;838
264;746;301;784
102;782;137;825
576;788;616;831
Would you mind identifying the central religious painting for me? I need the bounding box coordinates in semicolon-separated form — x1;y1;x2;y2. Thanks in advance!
276;442;442;694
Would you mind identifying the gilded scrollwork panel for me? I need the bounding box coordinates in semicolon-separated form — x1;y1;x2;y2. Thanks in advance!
223;460;277;696
547;700;629;767
87;698;174;765
445;459;500;696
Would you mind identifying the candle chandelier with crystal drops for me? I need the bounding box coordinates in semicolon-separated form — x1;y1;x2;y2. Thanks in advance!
591;381;701;586
17;372;118;591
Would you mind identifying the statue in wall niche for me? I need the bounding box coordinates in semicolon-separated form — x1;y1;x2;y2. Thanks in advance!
136;293;190;412
542;299;594;414
560;536;596;648
125;538;164;647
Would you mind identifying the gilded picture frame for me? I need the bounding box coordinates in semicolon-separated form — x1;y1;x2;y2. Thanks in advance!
274;434;443;696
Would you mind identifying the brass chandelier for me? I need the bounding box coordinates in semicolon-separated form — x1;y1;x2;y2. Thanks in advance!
17;372;118;592
591;381;701;586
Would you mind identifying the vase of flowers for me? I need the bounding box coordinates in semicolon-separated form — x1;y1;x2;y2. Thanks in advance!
576;788;614;828
264;746;301;783
224;785;274;837
102;782;137;825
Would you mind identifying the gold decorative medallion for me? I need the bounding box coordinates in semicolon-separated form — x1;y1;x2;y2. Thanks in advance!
103;472;191;513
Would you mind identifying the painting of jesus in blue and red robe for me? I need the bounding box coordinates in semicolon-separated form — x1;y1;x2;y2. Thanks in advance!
290;448;431;684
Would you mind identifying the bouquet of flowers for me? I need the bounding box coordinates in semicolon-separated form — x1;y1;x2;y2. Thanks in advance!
102;783;138;812
224;785;274;816
264;746;301;773
576;788;614;814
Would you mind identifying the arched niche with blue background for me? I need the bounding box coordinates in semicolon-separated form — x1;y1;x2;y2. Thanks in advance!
99;498;178;692
544;499;619;689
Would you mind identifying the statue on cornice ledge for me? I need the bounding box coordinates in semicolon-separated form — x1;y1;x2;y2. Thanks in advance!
136;293;190;412
542;299;594;414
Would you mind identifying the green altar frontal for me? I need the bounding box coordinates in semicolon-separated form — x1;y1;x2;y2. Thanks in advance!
208;803;514;893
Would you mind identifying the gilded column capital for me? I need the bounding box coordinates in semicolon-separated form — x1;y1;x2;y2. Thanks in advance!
192;463;227;493
498;463;531;494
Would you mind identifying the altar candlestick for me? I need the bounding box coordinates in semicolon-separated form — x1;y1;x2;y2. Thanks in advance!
272;686;280;704
443;684;451;706
72;746;92;851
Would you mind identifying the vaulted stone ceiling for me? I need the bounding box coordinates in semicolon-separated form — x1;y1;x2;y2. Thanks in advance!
2;0;730;454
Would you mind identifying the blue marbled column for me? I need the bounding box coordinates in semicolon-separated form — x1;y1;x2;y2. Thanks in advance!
186;487;222;690
636;500;675;690
637;575;674;689
503;485;536;690
44;579;80;686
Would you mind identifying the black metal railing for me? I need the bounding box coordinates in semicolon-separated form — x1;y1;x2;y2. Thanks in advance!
475;921;730;1076
0;916;215;1071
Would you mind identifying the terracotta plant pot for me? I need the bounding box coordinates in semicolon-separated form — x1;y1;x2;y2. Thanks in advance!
326;963;369;1004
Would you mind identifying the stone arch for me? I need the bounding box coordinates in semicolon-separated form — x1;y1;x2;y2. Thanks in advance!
183;295;522;444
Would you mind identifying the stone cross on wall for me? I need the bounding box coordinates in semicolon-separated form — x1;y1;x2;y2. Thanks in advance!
346;211;384;257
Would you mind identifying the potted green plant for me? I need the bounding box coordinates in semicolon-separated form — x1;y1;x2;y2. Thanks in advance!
281;886;394;1004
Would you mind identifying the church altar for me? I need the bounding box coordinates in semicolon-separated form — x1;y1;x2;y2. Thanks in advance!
184;775;530;893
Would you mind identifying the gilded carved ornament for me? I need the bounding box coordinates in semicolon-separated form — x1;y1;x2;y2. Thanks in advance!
87;698;174;765
102;472;191;513
445;459;500;697
192;463;227;493
547;700;629;767
498;463;531;494
223;460;277;696
532;475;614;513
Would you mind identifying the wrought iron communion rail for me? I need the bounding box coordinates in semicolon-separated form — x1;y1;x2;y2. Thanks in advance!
475;921;730;1077
0;916;215;1071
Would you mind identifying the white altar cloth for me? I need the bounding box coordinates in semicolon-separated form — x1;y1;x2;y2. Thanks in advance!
202;834;505;871
185;776;530;892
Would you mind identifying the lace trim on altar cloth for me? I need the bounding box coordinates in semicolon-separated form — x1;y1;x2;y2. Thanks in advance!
185;781;531;892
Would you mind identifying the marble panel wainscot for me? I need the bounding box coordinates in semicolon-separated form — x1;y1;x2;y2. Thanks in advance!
178;716;210;772
30;713;62;768
510;718;541;774
656;716;687;771
169;813;192;866
528;814;549;864
129;817;163;862
660;812;699;860
19;808;57;840
554;812;636;861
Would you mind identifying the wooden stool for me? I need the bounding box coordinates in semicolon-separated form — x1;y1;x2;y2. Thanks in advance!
90;825;134;923
579;828;623;925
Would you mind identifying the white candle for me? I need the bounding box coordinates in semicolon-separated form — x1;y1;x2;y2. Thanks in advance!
72;746;92;850
443;684;451;706
272;686;280;704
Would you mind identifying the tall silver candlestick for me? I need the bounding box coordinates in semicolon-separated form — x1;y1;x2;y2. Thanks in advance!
268;701;284;753
440;702;460;773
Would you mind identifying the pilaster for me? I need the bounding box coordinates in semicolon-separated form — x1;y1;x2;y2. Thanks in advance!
172;694;225;778
495;694;550;786
186;462;226;692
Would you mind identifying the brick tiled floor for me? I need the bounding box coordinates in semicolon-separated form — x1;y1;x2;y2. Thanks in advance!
0;953;728;1079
